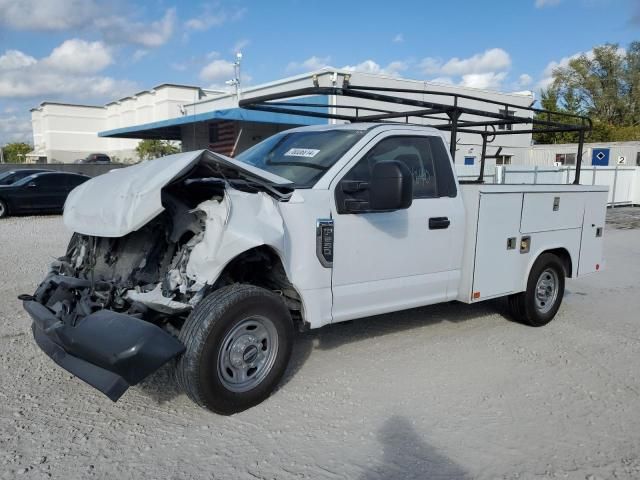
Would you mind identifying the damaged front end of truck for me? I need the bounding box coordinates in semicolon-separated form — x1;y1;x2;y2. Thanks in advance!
23;150;294;401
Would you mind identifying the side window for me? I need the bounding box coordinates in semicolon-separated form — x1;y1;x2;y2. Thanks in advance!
32;175;58;188
64;175;85;187
338;136;456;211
64;175;78;188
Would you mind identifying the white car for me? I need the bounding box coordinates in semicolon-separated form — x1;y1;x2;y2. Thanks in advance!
23;122;607;414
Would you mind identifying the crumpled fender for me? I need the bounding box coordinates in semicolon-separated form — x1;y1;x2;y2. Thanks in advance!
186;187;286;288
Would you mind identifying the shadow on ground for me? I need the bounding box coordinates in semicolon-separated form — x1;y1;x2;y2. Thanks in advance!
138;299;507;404
359;415;468;480
280;299;506;389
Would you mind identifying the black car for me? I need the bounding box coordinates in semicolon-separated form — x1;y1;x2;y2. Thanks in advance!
0;169;53;186
77;153;111;164
0;172;90;218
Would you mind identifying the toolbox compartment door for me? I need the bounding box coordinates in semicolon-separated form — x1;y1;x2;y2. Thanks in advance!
520;192;584;233
578;191;608;276
472;193;523;300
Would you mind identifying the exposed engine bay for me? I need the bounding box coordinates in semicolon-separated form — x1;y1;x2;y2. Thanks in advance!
30;150;298;331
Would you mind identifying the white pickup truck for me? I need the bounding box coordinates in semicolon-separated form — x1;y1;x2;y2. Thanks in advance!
23;86;607;414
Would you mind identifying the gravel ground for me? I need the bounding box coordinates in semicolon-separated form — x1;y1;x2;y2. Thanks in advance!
1;209;640;480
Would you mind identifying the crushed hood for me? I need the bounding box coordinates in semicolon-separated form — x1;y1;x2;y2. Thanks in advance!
63;150;293;238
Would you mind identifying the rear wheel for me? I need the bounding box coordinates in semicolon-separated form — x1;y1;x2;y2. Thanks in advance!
0;199;8;218
508;253;565;327
176;284;293;414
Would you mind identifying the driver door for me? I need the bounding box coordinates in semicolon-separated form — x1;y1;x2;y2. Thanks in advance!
25;174;65;211
329;132;461;322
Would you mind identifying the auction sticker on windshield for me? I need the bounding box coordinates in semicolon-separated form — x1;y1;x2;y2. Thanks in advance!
284;148;320;158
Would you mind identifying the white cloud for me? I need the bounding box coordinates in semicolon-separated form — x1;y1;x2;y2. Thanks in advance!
0;0;99;31
43;39;112;73
232;39;250;54
97;8;176;47
459;72;508;90
517;73;533;88
342;59;408;77
421;48;511;76
199;59;236;82
132;49;149;63
171;62;188;72
0;41;134;99
0;72;134;99
535;0;561;7
286;56;332;73
186;15;226;31
419;48;526;90
0;50;37;70
392;33;404;43
0;114;33;143
420;48;512;91
185;6;247;31
429;77;454;85
286;56;407;77
0;1;176;48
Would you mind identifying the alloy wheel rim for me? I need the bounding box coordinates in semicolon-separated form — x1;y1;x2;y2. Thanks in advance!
217;315;279;393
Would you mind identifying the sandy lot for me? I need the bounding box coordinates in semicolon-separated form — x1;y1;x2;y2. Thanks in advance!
1;209;640;480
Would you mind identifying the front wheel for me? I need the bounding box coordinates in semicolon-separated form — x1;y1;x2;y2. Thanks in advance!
0;199;8;218
508;253;565;327
176;284;293;414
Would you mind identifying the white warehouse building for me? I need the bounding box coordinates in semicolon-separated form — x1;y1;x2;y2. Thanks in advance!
28;69;537;166
29;84;223;163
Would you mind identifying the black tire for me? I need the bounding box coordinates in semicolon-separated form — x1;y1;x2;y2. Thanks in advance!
508;253;565;327
176;284;293;414
0;199;8;218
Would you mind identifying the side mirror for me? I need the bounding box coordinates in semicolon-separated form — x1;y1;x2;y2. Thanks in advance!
27;181;37;188
369;160;413;211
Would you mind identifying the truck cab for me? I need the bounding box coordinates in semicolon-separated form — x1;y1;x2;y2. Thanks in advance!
262;123;466;326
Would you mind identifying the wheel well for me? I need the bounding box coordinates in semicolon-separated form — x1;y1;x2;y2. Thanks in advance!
542;248;573;277
213;246;303;320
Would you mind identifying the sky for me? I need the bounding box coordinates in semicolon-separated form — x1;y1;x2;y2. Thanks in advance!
0;0;639;145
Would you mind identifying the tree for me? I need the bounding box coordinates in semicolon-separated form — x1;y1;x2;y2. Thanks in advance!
534;42;640;143
135;140;180;160
1;142;33;163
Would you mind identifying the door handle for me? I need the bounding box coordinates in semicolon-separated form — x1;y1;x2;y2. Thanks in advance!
429;217;450;230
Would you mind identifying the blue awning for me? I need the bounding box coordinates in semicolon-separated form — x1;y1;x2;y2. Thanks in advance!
99;95;329;140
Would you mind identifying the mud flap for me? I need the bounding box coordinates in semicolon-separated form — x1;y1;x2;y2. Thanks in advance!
25;301;185;401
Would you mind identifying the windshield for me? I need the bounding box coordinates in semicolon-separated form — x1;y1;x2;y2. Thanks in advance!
12;174;38;186
0;172;17;185
235;129;366;187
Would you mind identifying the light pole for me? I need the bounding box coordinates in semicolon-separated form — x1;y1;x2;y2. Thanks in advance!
226;52;243;101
